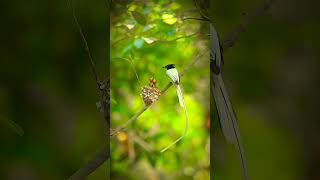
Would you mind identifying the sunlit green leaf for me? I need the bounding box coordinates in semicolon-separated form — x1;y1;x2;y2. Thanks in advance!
128;4;137;11
161;13;177;25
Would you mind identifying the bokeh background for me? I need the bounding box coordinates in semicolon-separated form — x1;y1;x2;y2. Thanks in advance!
110;0;210;179
212;0;320;180
0;0;108;179
1;0;320;180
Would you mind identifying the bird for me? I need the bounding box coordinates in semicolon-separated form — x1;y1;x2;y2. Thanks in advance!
210;24;249;180
163;64;184;107
161;64;188;152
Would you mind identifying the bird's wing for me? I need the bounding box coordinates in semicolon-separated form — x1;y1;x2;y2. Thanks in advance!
210;24;222;72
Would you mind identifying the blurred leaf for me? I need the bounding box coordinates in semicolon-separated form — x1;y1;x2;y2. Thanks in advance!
128;4;137;11
132;11;147;25
161;13;177;25
125;23;135;29
143;37;157;44
134;38;144;48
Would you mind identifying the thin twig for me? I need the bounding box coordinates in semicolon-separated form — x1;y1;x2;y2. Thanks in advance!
69;0;100;87
182;17;210;22
131;132;155;152
157;32;200;43
67;0;110;179
193;0;210;21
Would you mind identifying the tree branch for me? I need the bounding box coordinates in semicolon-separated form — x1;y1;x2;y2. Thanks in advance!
182;17;210;22
67;146;109;180
110;52;206;136
68;0;100;87
67;0;110;179
157;32;201;43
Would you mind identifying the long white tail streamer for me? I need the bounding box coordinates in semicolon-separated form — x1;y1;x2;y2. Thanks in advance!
176;85;184;107
160;84;188;153
210;24;248;180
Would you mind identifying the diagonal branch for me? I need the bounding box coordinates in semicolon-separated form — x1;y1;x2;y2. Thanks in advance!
182;17;210;22
67;146;109;180
67;0;110;179
157;32;201;43
110;52;206;136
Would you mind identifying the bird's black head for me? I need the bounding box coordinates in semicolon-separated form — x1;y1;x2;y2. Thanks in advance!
163;64;175;70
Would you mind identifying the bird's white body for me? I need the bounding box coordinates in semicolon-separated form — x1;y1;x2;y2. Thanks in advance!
166;68;184;107
166;68;179;84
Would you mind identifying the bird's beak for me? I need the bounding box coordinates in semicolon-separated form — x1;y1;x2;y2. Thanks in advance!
162;66;166;68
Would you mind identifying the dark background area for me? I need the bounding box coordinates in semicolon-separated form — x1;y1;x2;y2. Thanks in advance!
211;0;320;179
0;0;320;179
0;0;108;179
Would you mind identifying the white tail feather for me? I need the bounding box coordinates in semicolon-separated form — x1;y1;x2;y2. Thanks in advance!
160;84;188;153
176;85;184;107
212;74;248;180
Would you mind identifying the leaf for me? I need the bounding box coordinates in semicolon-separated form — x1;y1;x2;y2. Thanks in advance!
128;4;137;11
134;38;144;48
124;23;135;29
0;115;24;136
132;11;147;25
161;13;177;25
143;37;157;44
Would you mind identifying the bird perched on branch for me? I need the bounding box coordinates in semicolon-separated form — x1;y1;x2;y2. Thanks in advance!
210;24;249;180
161;64;188;152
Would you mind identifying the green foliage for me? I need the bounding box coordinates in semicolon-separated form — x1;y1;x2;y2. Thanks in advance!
110;0;210;179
